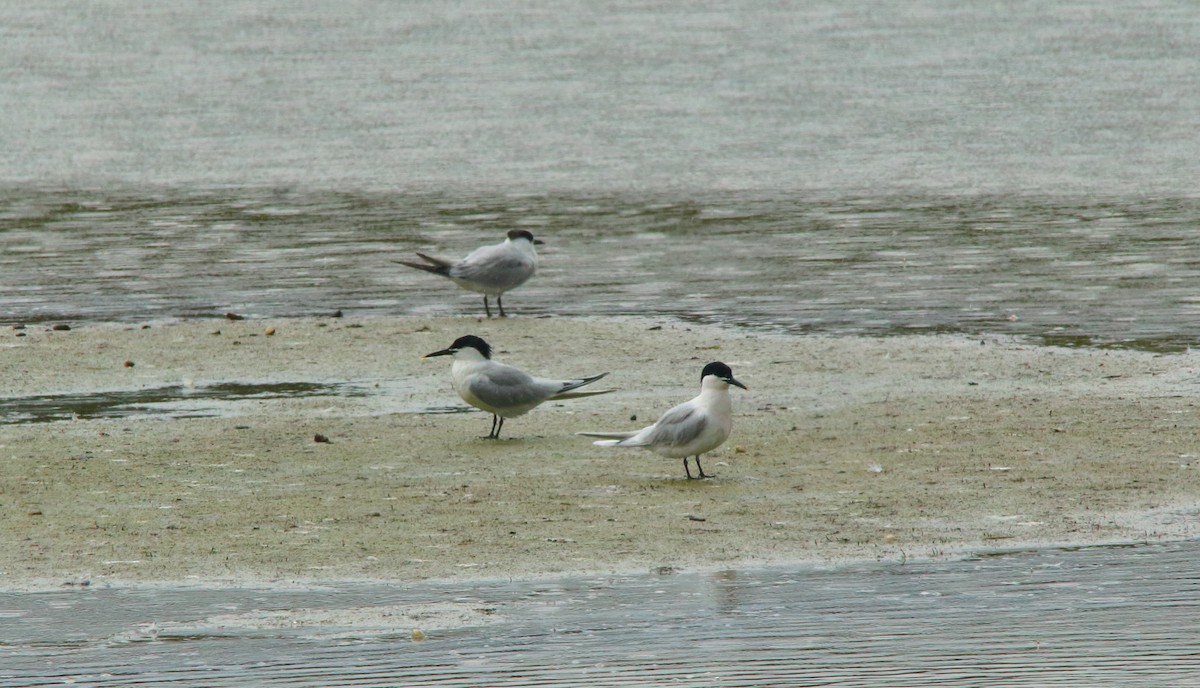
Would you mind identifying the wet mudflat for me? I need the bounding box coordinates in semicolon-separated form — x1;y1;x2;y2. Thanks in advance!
2;317;1200;686
4;316;1200;586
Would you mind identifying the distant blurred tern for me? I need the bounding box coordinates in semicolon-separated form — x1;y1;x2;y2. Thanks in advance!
395;230;543;318
578;361;746;479
423;334;612;439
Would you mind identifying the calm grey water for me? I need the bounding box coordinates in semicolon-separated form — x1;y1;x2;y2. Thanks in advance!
3;2;1200;684
3;543;1200;687
3;1;1197;195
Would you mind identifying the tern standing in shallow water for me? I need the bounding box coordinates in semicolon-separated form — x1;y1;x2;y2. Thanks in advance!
578;361;747;479
423;335;612;439
395;229;543;318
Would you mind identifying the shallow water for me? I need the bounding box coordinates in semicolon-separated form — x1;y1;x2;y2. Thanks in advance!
0;380;374;425
4;190;1200;351
3;542;1199;687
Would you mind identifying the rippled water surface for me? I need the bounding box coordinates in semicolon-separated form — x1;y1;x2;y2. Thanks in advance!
4;542;1200;687
4;190;1200;351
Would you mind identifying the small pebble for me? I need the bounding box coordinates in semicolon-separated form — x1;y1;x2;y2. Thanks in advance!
314;434;331;444
225;312;244;321
411;629;426;641
264;326;276;336
123;360;135;368
52;324;71;331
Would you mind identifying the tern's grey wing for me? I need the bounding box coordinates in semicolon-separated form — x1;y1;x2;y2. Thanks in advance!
450;245;534;291
639;403;708;448
466;364;555;413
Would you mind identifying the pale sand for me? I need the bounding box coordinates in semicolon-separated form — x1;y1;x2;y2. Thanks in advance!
3;316;1199;590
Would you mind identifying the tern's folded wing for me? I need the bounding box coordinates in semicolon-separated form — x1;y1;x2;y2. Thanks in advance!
451;246;534;289
640;404;708;448
465;365;552;411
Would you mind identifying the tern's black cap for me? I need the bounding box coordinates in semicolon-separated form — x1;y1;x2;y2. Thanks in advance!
701;361;747;389
424;334;492;359
507;229;544;245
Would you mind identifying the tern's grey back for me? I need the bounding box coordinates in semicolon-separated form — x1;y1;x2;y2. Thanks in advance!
456;362;557;417
641;405;710;451
450;243;536;294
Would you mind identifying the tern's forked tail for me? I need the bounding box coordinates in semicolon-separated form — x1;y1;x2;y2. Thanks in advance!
552;388;615;401
576;430;640;447
555;372;610;396
394;252;453;276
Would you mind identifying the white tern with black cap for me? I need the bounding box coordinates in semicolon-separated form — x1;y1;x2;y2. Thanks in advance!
423;335;612;439
577;361;747;479
395;229;543;317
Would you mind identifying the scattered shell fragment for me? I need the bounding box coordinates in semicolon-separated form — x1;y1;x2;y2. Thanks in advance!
411;629;426;641
264;326;276;336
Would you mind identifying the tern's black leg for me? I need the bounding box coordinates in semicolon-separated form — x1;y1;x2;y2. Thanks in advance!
487;414;500;439
497;294;507;318
495;416;505;439
683;457;694;480
483;296;493;318
695;455;712;479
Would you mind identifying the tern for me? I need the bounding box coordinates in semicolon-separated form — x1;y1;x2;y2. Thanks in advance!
577;361;747;479
395;230;543;318
422;334;612;439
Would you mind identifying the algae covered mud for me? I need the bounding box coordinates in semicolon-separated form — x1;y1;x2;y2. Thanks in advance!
3;315;1199;588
